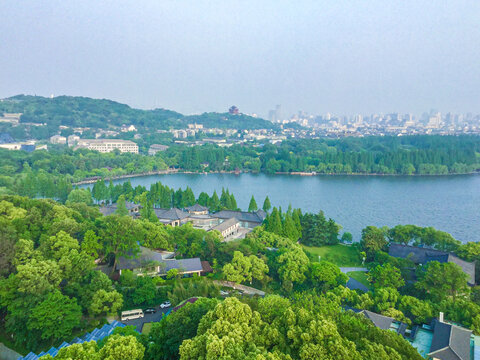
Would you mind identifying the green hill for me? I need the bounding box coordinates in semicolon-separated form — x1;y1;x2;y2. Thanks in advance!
0;94;275;131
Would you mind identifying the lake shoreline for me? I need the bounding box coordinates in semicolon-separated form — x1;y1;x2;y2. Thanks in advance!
72;169;479;185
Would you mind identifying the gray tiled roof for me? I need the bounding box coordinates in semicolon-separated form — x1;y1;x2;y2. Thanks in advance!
154;208;190;221
428;320;472;360
360;310;395;330
211;217;239;233
212;210;265;224
389;244;475;285
185;204;208;212
116;246;164;270
388;243;447;263
116;246;203;273
162;258;203;273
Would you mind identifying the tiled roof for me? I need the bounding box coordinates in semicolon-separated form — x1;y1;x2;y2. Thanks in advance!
389;244;475;285
162;258;203;274
185;204;208;212
154;208;190;221
212;210;265;224
116;246;203;274
360;310;395;330
428;320;472;360
116;246;164;270
211;217;239;233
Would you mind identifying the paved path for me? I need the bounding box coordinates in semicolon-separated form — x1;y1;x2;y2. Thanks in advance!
0;343;21;360
121;306;169;332
339;267;368;274
214;280;265;296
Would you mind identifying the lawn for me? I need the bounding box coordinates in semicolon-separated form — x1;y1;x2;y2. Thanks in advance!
347;271;371;289
302;244;362;267
142;322;153;335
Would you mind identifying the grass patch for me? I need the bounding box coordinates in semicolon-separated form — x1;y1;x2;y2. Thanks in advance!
302;244;362;267
347;271;371;289
142;323;153;335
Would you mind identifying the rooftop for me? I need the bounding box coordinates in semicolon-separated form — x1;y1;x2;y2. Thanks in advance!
185;203;208;212
389;244;475;285
428;320;472;360
211;217;239;233
154;208;190;221
212;209;266;223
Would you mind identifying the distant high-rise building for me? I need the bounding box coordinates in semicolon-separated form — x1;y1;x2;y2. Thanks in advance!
275;105;282;122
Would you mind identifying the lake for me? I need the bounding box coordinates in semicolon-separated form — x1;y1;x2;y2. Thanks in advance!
89;173;480;243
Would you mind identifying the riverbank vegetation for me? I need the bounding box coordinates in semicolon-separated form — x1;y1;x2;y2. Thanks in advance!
1;135;480;199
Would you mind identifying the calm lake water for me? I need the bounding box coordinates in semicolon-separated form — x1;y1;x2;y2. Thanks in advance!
91;173;480;243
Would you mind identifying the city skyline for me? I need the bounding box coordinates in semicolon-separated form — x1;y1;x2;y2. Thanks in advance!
1;1;480;117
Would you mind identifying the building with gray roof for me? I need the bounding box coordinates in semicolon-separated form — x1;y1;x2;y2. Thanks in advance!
428;316;472;360
116;246;204;276
210;217;240;239
154;208;190;226
389;244;475;285
212;209;266;228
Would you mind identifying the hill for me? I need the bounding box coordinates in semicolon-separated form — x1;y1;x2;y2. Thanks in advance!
0;94;275;131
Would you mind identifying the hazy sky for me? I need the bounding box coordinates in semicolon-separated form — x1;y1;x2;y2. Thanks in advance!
1;1;479;117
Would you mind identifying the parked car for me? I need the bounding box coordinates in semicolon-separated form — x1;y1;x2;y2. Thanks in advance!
160;301;171;309
144;308;157;314
220;290;229;296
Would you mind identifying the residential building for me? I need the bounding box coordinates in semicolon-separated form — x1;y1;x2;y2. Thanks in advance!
116;246;205;277
67;134;80;147
388;244;475;285
211;209;266;229
210;217;240;239
0;141;38;152
148;144;169;155
427;314;472;360
154;208;190;226
185;204;209;215
76;139;139;153
121;124;137;132
99;202;141;217
50;135;67;144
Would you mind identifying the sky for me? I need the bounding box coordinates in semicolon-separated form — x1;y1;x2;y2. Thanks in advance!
1;1;479;118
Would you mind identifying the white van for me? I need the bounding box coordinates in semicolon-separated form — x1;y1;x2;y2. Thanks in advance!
121;309;144;321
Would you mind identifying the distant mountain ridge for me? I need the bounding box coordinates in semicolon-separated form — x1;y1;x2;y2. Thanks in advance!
0;94;275;131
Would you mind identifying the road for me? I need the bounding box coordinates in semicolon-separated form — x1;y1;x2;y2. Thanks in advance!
121;306;170;332
339;267;368;274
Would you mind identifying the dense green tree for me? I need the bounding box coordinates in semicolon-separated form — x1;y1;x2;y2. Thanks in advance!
89;289;123;317
28;290;82;342
115;195;128;216
262;196;271;212
100;215;141;273
416;261;470;302
368;264;405;289
81;230;102;259
361;226;388;258
248;195;258;212
66;188;93;205
99;335;145;360
309;261;348;290
146;298;219;360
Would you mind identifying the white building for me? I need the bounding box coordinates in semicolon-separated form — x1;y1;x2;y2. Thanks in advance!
67;135;80;147
148;144;169;155
76;139;138;153
50;135;67;144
